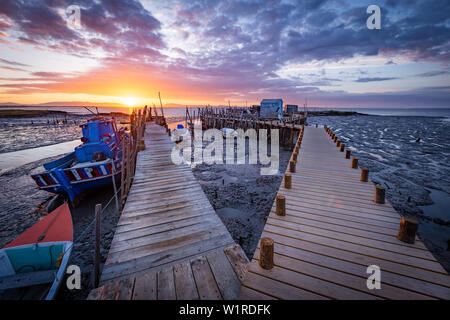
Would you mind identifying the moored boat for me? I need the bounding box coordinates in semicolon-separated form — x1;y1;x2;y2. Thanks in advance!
0;204;73;300
31;116;130;206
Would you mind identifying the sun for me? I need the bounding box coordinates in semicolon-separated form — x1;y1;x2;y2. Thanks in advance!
123;97;137;107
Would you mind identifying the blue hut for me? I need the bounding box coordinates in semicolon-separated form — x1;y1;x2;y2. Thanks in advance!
260;99;283;119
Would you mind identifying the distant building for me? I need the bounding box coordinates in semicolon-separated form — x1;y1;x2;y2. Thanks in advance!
285;104;298;114
260;99;283;119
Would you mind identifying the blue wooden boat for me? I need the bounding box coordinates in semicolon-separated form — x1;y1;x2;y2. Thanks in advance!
31;117;129;206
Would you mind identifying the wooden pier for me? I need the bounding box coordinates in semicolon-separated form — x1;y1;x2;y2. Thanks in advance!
238;126;450;300
88;123;248;300
89;113;449;300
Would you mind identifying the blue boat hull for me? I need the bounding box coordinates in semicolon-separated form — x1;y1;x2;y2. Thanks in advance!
32;160;122;205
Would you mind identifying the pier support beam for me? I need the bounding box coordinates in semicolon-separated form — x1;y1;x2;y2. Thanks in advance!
345;150;351;159
340;144;345;152
289;160;296;173
284;173;292;189
259;238;274;270
276;195;286;216
361;168;369;182
397;217;419;244
374;185;385;204
351;157;358;169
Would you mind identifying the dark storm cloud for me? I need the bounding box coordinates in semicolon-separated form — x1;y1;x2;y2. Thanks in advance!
0;0;164;59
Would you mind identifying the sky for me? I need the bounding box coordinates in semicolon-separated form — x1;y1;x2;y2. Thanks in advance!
0;0;449;108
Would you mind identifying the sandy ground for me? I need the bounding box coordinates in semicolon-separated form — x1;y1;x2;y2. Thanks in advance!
192;138;293;259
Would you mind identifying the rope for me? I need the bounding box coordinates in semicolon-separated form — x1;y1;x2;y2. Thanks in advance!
61;184;122;257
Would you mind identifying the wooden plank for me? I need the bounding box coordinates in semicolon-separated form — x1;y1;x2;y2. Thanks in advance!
191;256;222;300
224;245;249;282
173;260;199;300
132;271;157;300
157;266;176;300
238;286;275;300
243;271;327;300
249;258;380;300
0;270;55;290
206;249;241;299
101;235;232;284
261;230;450;288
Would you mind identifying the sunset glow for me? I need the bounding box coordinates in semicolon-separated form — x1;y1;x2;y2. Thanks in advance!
0;1;448;108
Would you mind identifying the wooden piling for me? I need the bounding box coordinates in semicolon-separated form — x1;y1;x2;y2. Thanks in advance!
292;152;298;162
94;203;101;288
276;195;286;216
284;173;292;189
289;160;296;173
345;149;351;159
340;144;345;152
259;237;274;270
351;157;358;169
397;217;419;244
361;168;369;182
336;140;340;147
374;185;385;204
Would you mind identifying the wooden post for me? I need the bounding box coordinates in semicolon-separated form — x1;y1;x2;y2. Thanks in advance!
336;140;340;147
397;217;419;244
284;173;292;189
259;237;274;270
276;195;286;216
289;160;296;173
340;144;345;152
94;203;101;288
292;151;298;162
345;149;351;159
351;157;358;169
361;168;369;182
374;185;385;204
120;137;126;209
110;160;119;213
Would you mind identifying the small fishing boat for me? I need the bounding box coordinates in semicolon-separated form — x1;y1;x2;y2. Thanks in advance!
0;204;73;300
31;117;129;206
171;124;190;143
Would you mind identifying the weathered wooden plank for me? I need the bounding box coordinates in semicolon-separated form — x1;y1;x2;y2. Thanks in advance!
206;249;241;299
132;271;157;300
237;286;275;300
261;230;450;288
157;267;176;300
191;256;222;300
224;245;249;282
243;271;327;300
173;261;199;300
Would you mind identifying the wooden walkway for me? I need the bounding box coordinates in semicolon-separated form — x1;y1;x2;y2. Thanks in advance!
90;123;248;299
238;126;450;300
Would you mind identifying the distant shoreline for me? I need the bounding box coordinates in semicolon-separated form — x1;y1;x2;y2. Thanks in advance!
0;109;129;118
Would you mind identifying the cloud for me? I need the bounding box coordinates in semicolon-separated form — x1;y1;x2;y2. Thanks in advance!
0;58;30;67
415;70;448;77
355;77;398;82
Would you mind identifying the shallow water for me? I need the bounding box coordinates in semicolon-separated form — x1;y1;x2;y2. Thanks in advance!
0;140;80;173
